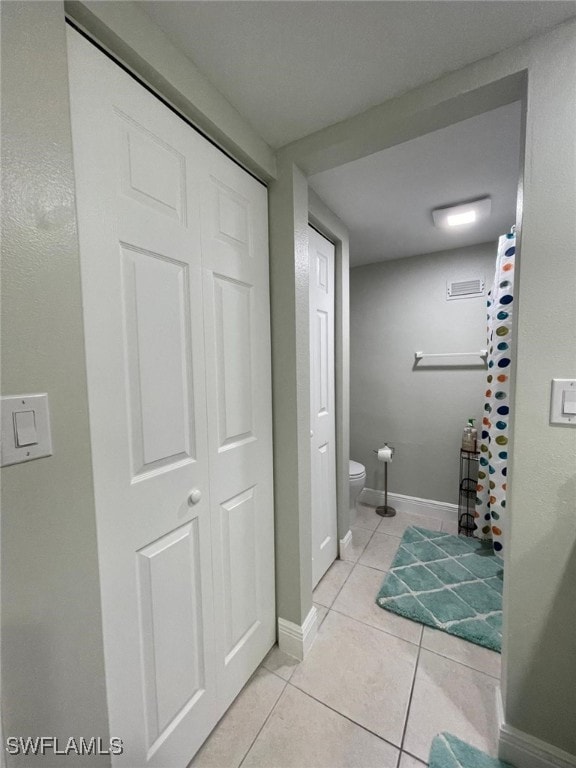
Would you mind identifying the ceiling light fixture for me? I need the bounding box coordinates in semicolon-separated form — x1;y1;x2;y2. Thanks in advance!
447;210;476;227
432;197;491;229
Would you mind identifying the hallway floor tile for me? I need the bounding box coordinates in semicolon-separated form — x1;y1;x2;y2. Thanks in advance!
242;685;399;768
290;610;418;745
403;649;500;762
190;508;502;768
313;559;354;607
190;668;285;768
332;563;423;644
358;530;401;571
376;510;443;538
343;526;374;562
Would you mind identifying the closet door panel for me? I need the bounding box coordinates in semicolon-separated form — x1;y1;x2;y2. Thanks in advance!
68;25;275;766
201;151;275;708
137;519;206;744
67;29;217;768
212;273;255;450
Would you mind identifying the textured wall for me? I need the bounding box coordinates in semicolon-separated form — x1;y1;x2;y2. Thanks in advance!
350;243;497;504
502;20;576;756
1;3;110;765
268;160;313;625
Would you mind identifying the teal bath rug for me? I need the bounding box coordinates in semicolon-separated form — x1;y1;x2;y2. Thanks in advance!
429;733;513;768
376;526;503;652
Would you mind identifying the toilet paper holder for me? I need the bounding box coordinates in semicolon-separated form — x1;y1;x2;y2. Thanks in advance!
373;444;395;460
372;444;396;517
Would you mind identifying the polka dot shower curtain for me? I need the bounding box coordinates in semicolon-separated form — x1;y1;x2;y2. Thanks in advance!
474;232;515;555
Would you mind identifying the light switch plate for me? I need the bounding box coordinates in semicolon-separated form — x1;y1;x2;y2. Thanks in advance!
1;394;53;466
550;379;576;426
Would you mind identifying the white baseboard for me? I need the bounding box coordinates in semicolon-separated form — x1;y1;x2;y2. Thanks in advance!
496;685;505;734
499;723;576;768
339;530;352;559
359;488;457;523
277;605;318;661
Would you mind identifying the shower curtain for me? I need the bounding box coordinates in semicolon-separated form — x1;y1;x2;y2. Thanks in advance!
474;231;515;556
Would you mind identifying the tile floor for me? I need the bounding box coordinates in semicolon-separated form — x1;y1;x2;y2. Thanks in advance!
190;506;501;768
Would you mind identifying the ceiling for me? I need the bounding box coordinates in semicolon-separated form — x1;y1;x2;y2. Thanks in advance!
138;2;572;266
309;101;522;266
140;1;576;148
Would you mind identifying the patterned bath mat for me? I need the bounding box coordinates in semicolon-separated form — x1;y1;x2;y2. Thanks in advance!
429;733;513;767
376;526;503;652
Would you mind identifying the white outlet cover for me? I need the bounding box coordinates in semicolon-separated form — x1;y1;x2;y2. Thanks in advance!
1;394;53;466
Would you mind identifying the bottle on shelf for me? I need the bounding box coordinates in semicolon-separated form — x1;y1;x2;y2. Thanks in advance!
461;418;478;452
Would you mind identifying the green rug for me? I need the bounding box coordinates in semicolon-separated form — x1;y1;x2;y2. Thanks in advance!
429;733;513;767
376;526;503;652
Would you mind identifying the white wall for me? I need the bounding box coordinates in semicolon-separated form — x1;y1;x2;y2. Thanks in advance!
268;160;313;625
501;21;576;756
1;3;110;765
350;243;496;504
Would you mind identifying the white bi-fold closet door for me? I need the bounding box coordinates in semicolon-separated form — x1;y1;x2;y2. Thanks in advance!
309;227;338;587
67;29;275;767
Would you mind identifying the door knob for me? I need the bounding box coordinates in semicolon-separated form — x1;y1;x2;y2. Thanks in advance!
188;489;202;506
310;430;314;438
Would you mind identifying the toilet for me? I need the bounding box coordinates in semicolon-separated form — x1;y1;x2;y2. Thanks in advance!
349;459;367;520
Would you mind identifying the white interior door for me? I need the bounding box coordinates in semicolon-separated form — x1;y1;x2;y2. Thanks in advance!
67;28;274;767
309;226;338;587
201;143;275;710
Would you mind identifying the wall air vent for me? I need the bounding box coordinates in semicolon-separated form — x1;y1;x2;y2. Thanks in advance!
447;277;485;301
